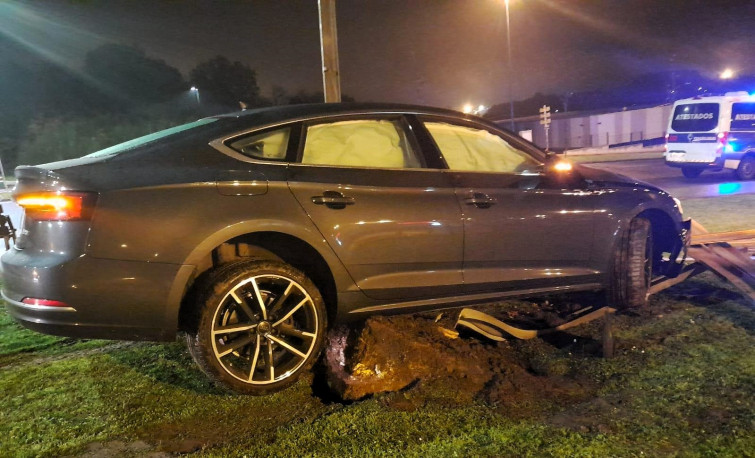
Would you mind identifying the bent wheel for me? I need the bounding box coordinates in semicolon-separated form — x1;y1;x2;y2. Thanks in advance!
610;217;653;309
186;260;327;394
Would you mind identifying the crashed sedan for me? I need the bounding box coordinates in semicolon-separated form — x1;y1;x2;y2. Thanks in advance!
1;103;688;394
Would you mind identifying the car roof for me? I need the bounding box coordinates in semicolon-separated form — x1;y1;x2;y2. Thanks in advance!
211;102;491;127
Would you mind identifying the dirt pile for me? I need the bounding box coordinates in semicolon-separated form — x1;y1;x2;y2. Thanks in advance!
323;312;596;409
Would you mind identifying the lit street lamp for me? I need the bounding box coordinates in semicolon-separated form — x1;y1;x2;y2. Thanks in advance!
719;68;735;79
190;86;200;105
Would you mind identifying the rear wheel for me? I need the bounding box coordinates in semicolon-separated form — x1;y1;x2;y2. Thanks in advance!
681;167;703;179
609;217;653;309
735;155;755;180
186;260;327;395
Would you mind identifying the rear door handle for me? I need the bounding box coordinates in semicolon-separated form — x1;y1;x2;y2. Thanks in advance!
312;191;355;209
464;192;496;209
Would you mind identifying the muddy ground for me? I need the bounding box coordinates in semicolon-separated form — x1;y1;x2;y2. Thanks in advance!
324;299;608;411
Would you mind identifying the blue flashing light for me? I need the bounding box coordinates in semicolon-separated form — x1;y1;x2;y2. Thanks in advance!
718;183;741;195
724;142;737;153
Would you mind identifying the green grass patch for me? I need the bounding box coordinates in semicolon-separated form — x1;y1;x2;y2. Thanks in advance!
567;151;664;163
1;278;753;456
682;194;755;232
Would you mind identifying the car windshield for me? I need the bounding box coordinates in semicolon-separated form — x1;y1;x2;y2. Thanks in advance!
670;103;719;132
85;118;219;158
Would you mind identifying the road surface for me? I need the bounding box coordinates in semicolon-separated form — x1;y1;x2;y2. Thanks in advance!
584;158;755;199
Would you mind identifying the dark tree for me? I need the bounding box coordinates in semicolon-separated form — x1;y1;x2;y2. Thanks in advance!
84;44;186;107
189;56;261;108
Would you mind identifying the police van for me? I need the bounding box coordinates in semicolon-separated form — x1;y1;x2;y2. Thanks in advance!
665;92;755;180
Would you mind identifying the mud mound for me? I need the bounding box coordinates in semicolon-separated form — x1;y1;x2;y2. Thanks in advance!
324;312;596;407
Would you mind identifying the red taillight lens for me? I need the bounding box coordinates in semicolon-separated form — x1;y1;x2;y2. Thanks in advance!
16;192;96;221
21;297;70;308
716;132;729;157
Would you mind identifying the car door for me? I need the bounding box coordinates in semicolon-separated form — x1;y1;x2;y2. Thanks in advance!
417;117;598;293
286;115;463;300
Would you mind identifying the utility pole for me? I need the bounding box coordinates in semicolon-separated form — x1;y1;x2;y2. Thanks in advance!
504;0;514;131
318;0;341;103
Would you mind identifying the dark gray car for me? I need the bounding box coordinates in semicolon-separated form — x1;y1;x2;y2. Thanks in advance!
1;103;689;394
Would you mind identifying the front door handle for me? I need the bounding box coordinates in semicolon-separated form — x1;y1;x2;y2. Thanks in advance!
464;192;496;209
311;191;355;209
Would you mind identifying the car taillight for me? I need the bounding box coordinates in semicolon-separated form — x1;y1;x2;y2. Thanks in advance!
716;132;729;157
16;192;97;221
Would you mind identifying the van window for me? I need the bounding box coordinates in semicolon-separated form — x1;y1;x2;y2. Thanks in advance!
731;103;755;131
671;103;719;132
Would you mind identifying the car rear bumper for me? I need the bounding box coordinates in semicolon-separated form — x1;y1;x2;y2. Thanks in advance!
1;249;193;341
664;155;725;170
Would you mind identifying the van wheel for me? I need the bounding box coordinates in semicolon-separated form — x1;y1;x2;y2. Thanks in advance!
681;167;702;179
736;155;755;180
609;217;653;309
186;260;327;395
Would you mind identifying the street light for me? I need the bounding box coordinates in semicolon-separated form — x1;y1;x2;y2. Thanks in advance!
504;0;515;131
190;86;200;105
720;68;735;79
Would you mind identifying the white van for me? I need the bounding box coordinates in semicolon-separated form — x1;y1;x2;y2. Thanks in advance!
665;92;755;180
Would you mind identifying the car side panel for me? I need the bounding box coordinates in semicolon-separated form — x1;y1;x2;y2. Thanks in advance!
287;165;464;300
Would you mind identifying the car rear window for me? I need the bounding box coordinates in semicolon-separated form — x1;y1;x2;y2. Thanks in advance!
85;118;219;158
730;102;755;131
671;103;719;132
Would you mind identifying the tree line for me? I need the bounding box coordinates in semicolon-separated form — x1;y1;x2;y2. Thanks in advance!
0;40;343;169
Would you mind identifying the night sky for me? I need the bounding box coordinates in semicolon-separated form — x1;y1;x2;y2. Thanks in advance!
2;0;754;110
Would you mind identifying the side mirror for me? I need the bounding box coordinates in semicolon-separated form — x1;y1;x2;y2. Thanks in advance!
541;152;581;188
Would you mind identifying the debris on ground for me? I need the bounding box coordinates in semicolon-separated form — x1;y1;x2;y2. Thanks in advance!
323;304;599;406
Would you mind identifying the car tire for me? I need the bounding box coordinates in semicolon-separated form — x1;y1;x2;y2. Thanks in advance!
681;167;703;179
185;260;328;395
609;217;653;309
735;155;755;180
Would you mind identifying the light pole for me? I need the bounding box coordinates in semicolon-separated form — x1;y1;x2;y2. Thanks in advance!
504;0;515;132
190;86;200;105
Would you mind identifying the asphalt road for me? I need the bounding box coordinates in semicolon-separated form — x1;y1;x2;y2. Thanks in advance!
584;158;755;199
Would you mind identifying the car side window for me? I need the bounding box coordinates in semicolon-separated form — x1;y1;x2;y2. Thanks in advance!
228;127;291;161
424;121;539;173
301;119;423;169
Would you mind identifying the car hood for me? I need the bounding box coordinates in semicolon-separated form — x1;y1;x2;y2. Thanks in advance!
577;164;667;194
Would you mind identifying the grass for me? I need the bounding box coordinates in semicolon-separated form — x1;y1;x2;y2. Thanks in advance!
682;194;755;233
1;280;753;457
567;151;664;163
0;185;752;457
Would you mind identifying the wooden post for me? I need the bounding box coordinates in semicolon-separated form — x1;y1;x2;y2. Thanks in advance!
602;312;614;359
318;0;341;103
